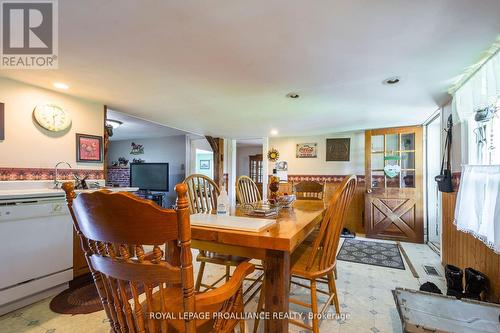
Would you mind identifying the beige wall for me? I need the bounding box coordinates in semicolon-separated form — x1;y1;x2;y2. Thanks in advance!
268;131;365;175
236;145;262;177
0;77;104;169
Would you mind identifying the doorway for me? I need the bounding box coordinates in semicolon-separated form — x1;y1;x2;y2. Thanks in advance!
364;126;424;243
425;114;442;251
235;139;264;199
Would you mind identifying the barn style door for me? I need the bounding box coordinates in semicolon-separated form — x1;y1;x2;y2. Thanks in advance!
365;126;424;243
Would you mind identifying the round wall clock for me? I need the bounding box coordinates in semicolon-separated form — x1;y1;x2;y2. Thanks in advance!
267;148;280;162
33;104;72;132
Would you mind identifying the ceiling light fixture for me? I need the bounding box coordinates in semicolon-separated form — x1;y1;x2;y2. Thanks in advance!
53;82;69;90
286;92;300;99
383;77;401;85
270;129;279;136
106;119;123;129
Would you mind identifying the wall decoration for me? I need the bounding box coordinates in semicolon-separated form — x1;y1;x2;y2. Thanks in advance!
33;104;72;132
267;148;280;162
326;138;350;161
76;134;103;163
199;159;210;169
384;164;401;178
296;143;317;158
117;157;129;167
0;102;4;140
275;161;288;182
130;142;144;155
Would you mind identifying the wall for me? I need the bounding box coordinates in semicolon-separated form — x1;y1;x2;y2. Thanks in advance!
269;131;366;233
107;135;186;206
189;138;212;175
0;77;104;177
440;101;500;302
195;152;213;178
236;145;262;177
268;131;365;175
442;192;499;303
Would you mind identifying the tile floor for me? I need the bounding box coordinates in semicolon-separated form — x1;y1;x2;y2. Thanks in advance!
0;237;446;333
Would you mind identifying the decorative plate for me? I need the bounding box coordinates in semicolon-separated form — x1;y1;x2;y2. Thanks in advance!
267;148;280;162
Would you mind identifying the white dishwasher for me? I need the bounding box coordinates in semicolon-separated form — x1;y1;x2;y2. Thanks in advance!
0;194;73;315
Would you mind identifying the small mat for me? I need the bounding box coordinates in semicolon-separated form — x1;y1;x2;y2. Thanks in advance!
50;275;144;314
337;239;405;270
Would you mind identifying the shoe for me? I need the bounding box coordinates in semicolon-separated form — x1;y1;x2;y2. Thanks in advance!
445;264;463;298
464;268;488;301
420;281;442;294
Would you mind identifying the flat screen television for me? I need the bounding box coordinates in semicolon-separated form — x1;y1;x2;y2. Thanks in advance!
130;163;169;191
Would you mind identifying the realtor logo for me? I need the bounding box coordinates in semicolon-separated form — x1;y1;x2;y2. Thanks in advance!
1;0;58;69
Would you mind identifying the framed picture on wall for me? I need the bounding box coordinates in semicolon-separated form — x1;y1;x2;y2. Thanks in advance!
326;138;350;161
296;143;317;158
76;133;103;163
199;160;210;169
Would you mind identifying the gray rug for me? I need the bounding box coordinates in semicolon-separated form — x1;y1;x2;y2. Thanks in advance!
337;239;405;270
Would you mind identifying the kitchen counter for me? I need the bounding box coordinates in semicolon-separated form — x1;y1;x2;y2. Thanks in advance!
0;181;138;200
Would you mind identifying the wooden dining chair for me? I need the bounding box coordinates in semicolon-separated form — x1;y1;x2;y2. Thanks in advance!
183;174;250;293
183;173;220;214
236;175;262;204
63;182;254;333
293;180;325;200
253;175;357;333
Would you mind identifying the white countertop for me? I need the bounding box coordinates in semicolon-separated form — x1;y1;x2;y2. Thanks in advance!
0;182;139;200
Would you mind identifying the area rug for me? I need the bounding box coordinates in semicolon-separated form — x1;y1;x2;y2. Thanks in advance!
337;239;405;270
50;274;144;314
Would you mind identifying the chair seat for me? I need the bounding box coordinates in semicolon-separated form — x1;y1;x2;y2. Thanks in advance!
197;251;249;266
141;286;239;333
291;244;334;279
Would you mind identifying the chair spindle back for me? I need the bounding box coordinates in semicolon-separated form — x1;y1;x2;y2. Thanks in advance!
293;181;325;200
63;182;196;333
307;175;357;272
236;175;262;204
183;174;220;214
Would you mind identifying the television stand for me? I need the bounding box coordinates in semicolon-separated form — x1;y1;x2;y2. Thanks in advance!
136;190;165;207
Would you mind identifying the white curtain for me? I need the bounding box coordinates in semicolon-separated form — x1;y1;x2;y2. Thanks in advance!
454;165;500;253
453;46;500;165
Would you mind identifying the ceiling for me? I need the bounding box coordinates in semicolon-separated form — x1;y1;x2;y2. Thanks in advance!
1;0;499;138
107;110;188;141
237;138;263;148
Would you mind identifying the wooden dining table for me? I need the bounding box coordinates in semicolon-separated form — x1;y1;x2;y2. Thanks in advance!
190;200;327;333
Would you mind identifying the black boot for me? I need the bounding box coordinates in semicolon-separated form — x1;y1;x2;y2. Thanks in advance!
445;264;463;298
464;268;488;301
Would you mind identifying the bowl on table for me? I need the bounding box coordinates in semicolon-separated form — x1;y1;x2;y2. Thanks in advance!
277;194;296;208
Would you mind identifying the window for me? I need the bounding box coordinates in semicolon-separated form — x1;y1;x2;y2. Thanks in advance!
453;47;500;165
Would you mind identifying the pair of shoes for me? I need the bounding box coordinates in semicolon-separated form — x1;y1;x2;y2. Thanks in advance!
444;265;488;300
340;227;355;238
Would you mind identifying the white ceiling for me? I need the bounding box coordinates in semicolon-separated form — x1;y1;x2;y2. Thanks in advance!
1;0;499;138
237;138;263;148
107;110;188;141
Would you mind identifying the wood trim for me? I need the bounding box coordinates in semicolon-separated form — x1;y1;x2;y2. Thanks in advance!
442;192;500;303
205;136;224;188
103;105;108;181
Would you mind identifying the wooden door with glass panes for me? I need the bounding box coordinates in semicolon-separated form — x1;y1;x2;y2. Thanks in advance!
365;126;424;243
249;154;263;195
